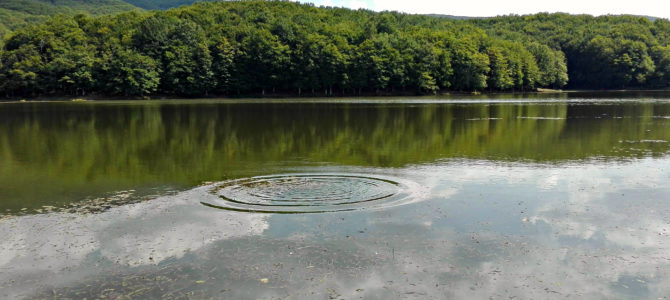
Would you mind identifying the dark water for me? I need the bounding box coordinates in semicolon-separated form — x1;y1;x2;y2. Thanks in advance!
1;94;670;299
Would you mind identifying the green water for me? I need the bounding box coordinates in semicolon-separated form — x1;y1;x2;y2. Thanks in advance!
1;94;670;298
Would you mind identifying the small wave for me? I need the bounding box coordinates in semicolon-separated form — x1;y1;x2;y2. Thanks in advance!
200;174;424;214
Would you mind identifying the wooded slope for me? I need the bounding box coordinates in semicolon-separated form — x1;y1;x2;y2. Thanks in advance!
0;0;139;37
1;1;669;98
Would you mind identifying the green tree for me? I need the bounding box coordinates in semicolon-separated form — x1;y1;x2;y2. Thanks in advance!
95;48;160;96
527;43;568;88
211;36;236;94
450;38;489;91
650;45;670;87
0;44;42;97
160;20;214;96
350;36;401;94
236;28;289;95
612;40;655;87
486;46;513;90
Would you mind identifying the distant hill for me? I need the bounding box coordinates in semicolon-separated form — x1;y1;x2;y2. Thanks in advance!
0;0;231;38
634;15;659;22
123;0;217;10
0;7;43;37
0;0;137;15
424;14;483;20
0;0;225;37
426;13;663;22
0;0;139;37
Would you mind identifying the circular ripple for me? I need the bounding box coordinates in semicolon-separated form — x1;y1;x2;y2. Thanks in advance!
200;174;422;213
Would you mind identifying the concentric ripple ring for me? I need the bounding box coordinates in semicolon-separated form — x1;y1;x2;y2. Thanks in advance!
200;173;423;213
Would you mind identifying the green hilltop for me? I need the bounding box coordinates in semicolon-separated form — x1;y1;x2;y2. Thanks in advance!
123;0;215;10
0;0;223;38
0;0;139;37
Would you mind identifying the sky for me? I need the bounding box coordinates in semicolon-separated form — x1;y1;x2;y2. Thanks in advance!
295;0;670;19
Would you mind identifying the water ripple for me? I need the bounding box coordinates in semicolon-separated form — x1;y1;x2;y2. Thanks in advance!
201;174;423;213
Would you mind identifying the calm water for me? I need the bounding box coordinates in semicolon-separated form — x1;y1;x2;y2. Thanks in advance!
2;93;670;299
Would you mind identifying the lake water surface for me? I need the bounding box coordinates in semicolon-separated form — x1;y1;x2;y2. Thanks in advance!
2;93;670;299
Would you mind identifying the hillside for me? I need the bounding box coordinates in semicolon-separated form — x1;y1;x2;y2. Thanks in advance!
123;0;214;10
0;7;45;37
1;1;670;98
468;13;670;88
0;0;223;37
424;14;481;20
0;0;139;37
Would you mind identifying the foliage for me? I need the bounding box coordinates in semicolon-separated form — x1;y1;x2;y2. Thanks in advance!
0;0;138;36
470;13;670;89
3;1;670;97
123;0;215;10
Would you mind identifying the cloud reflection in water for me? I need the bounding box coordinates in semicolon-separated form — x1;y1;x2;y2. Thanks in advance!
1;158;670;299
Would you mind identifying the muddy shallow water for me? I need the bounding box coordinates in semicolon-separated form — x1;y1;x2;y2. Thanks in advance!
1;94;670;299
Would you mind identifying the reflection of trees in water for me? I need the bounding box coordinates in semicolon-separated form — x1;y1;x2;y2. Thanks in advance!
1;102;669;208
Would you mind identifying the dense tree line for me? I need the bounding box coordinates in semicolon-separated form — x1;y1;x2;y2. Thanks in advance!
1;1;669;98
470;14;670;89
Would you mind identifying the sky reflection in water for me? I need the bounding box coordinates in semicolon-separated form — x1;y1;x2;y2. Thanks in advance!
1;96;670;299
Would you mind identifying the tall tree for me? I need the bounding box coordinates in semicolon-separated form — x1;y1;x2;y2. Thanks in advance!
95;48;160;96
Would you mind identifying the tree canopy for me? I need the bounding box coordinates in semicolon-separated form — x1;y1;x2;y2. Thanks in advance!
123;0;215;10
0;0;139;38
469;14;670;89
1;1;670;98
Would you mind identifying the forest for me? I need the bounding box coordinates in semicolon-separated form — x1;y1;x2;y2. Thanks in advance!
0;0;139;36
0;0;669;98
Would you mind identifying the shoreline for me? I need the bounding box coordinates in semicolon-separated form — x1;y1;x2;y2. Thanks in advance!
3;89;670;103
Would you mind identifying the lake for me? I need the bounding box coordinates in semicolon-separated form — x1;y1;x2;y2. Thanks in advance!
2;93;670;299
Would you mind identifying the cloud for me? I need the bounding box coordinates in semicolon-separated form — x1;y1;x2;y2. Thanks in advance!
3;159;670;298
0;185;268;298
